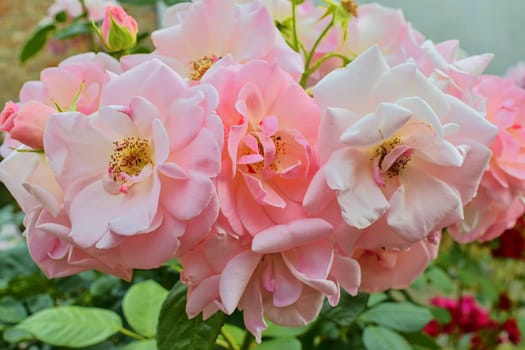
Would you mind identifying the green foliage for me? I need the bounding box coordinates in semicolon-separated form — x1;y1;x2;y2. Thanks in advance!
0;296;27;323
162;0;191;5
122;339;157;350
253;338;302;350
123;280;168;338
20;24;56;63
54;21;92;40
17;306;122;347
363;326;412;350
426;266;454;294
360;302;433;332
157;281;226;350
321;292;369;327
263;321;312;338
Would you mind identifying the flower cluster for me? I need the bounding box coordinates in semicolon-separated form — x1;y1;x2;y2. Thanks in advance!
424;295;521;349
2;0;520;340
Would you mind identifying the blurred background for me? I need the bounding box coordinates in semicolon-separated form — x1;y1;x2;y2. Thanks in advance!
358;0;525;75
0;0;157;104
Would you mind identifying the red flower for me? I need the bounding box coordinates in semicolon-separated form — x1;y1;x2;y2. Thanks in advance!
503;318;521;344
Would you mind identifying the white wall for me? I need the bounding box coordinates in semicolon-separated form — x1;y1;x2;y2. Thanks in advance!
357;0;525;74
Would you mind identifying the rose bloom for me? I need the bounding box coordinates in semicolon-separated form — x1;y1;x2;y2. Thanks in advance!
122;0;302;80
0;151;132;279
176;60;360;340
0;52;120;150
449;75;525;242
331;4;491;108
180;224;360;342
340;3;425;67
304;46;497;249
354;234;440;292
36;58;222;272
506;61;525;89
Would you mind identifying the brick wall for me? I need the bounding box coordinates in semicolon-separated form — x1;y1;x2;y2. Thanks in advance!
0;0;158;104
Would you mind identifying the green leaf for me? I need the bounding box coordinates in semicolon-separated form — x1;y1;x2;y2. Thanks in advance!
253;338;301;350
426;267;454;293
262;321;311;338
162;0;190;5
367;293;388;307
429;306;451;324
20;24;56;63
3;327;33;343
0;245;38;279
25;294;54;313
54;10;68;23
402;332;440;350
218;323;245;345
361;302;433;332
122;339;157;350
157;281;225;350
90;274;121;296
17;306;122;348
123;280;168;337
321;292;368;326
0;296;27;323
363;326;413;350
54;21;92;40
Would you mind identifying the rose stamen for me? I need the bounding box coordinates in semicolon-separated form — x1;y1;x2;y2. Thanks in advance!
108;136;152;193
189;55;220;81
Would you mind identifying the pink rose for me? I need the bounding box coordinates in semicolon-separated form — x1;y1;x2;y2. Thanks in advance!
449;75;525;242
8;102;56;149
506;61;525;89
305;46;497;248
355;234;440;292
332;4;491;107
144;0;303;80
342;4;425;66
0;150;132;279
178;60;360;340
1;53;120;150
181;222;360;342
202;60;320;236
0;101;19;133
43;59;223;268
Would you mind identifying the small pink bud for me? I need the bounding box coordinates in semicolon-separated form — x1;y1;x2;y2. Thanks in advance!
98;6;138;52
0;101;19;132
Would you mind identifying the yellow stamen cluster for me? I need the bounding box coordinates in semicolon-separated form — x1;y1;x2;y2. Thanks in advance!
189;56;216;81
109;136;152;181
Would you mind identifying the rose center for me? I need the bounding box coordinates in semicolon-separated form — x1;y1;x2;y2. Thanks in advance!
245;134;286;174
189;55;220;81
109;136;152;181
372;137;412;186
